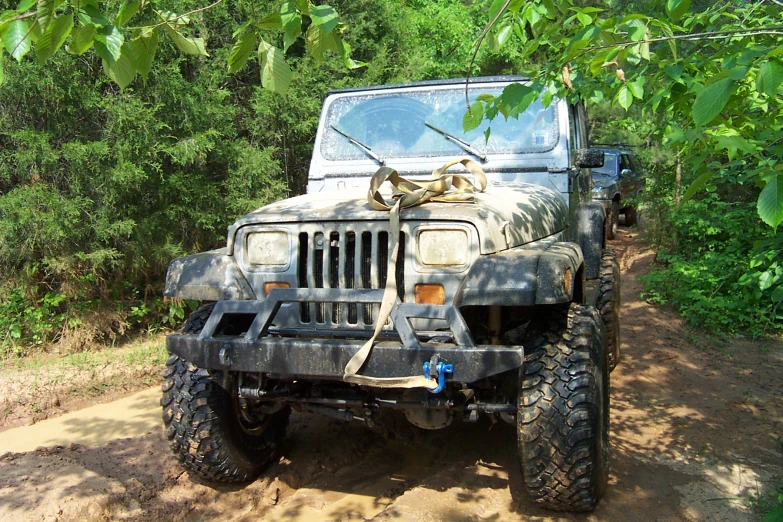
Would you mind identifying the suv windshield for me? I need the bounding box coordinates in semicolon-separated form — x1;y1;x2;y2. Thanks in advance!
593;152;618;177
320;85;560;161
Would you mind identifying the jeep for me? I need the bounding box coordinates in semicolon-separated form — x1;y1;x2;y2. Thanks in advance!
161;76;620;512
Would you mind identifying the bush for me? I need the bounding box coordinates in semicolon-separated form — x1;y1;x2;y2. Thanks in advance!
640;195;781;335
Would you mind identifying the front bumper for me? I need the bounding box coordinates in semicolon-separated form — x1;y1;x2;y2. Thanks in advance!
166;288;524;385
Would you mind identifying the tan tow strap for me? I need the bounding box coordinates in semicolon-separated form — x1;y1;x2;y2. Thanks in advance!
343;158;487;389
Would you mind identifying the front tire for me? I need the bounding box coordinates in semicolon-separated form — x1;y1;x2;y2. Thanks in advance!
161;304;290;482
518;304;609;511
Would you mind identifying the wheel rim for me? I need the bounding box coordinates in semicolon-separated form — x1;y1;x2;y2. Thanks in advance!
235;395;272;437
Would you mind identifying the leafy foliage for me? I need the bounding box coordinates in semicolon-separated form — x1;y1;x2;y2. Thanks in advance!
0;0;361;94
0;0;509;355
472;0;783;228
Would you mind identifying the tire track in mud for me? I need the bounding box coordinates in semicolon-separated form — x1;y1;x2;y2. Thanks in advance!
1;229;782;521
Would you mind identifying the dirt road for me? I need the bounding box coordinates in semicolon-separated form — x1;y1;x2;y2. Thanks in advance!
1;231;782;521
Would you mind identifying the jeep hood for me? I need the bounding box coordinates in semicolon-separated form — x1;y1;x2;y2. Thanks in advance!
231;183;567;254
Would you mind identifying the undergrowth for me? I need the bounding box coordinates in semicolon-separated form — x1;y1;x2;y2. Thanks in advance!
640;194;781;336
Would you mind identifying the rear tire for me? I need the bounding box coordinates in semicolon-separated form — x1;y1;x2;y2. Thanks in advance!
624;206;638;226
518;304;609;511
597;251;621;372
162;304;290;482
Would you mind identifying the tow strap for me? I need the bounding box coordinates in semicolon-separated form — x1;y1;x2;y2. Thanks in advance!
342;158;487;390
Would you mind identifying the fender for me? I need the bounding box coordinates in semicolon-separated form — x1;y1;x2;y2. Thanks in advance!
454;241;584;307
575;202;605;279
164;249;256;301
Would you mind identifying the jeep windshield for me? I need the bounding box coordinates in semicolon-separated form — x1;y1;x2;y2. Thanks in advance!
320;85;559;161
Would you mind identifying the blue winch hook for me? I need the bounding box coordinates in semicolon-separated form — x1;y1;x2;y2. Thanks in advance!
423;360;454;394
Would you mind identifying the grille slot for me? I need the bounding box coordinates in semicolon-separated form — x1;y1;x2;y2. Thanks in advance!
296;224;404;327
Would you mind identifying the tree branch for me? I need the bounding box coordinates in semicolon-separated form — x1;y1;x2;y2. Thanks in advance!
582;26;783;54
465;0;512;109
126;0;226;31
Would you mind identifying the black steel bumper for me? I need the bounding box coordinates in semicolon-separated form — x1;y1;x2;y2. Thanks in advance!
166;288;524;384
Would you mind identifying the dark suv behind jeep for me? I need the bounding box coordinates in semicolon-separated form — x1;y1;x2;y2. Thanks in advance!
591;148;644;240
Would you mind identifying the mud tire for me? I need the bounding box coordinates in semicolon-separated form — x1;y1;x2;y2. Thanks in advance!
624;206;638;227
597;250;621;372
518;303;609;512
162;303;290;483
606;201;619;241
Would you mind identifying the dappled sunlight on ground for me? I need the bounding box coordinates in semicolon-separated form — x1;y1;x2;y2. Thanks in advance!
0;229;781;521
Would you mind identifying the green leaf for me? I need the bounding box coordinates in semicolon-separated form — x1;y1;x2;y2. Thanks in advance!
258;39;292;95
692;77;733;127
1;20;32;61
309;4;338;35
576;11;592;26
771;285;783;303
94;24;124;65
616;85;633;110
499;82;537;118
67;23;96;55
759;59;783;97
336;35;365;70
256;12;282;31
305;23;339;63
628;77;644;99
666;0;690;22
37;0;56;32
681;171;712;203
463;101;484;132
17;0;36;12
0;58;4;86
10;324;21;339
228;29;257;73
664;64;682;81
280;1;301;51
103;42;135;88
714;135;755;155
115;0;140;27
758;175;783;229
36;14;72;63
163;24;207;56
127;29;157;81
78;5;109;27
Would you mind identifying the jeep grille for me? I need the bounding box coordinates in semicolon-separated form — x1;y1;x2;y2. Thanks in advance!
297;224;404;327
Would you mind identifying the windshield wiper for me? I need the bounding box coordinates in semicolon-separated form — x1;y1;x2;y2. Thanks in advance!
330;125;385;166
424;122;487;162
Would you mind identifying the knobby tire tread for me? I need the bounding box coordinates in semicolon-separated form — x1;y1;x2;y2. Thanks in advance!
597;250;621;371
518;303;609;512
161;303;289;483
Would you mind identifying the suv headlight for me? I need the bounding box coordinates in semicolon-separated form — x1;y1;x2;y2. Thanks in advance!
418;229;468;266
592;187;611;199
246;231;289;265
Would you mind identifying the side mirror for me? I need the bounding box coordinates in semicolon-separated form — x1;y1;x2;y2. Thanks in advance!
575;149;605;169
620;168;633;178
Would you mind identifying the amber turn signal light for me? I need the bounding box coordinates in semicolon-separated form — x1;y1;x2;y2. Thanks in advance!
264;282;290;295
415;284;445;305
564;268;572;295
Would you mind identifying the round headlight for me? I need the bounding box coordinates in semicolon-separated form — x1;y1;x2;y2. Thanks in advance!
246;231;289;266
418;229;469;266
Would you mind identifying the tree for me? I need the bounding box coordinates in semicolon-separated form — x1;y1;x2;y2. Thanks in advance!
467;0;782;229
0;0;362;92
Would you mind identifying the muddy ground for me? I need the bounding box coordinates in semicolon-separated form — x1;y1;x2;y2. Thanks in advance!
1;230;782;521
